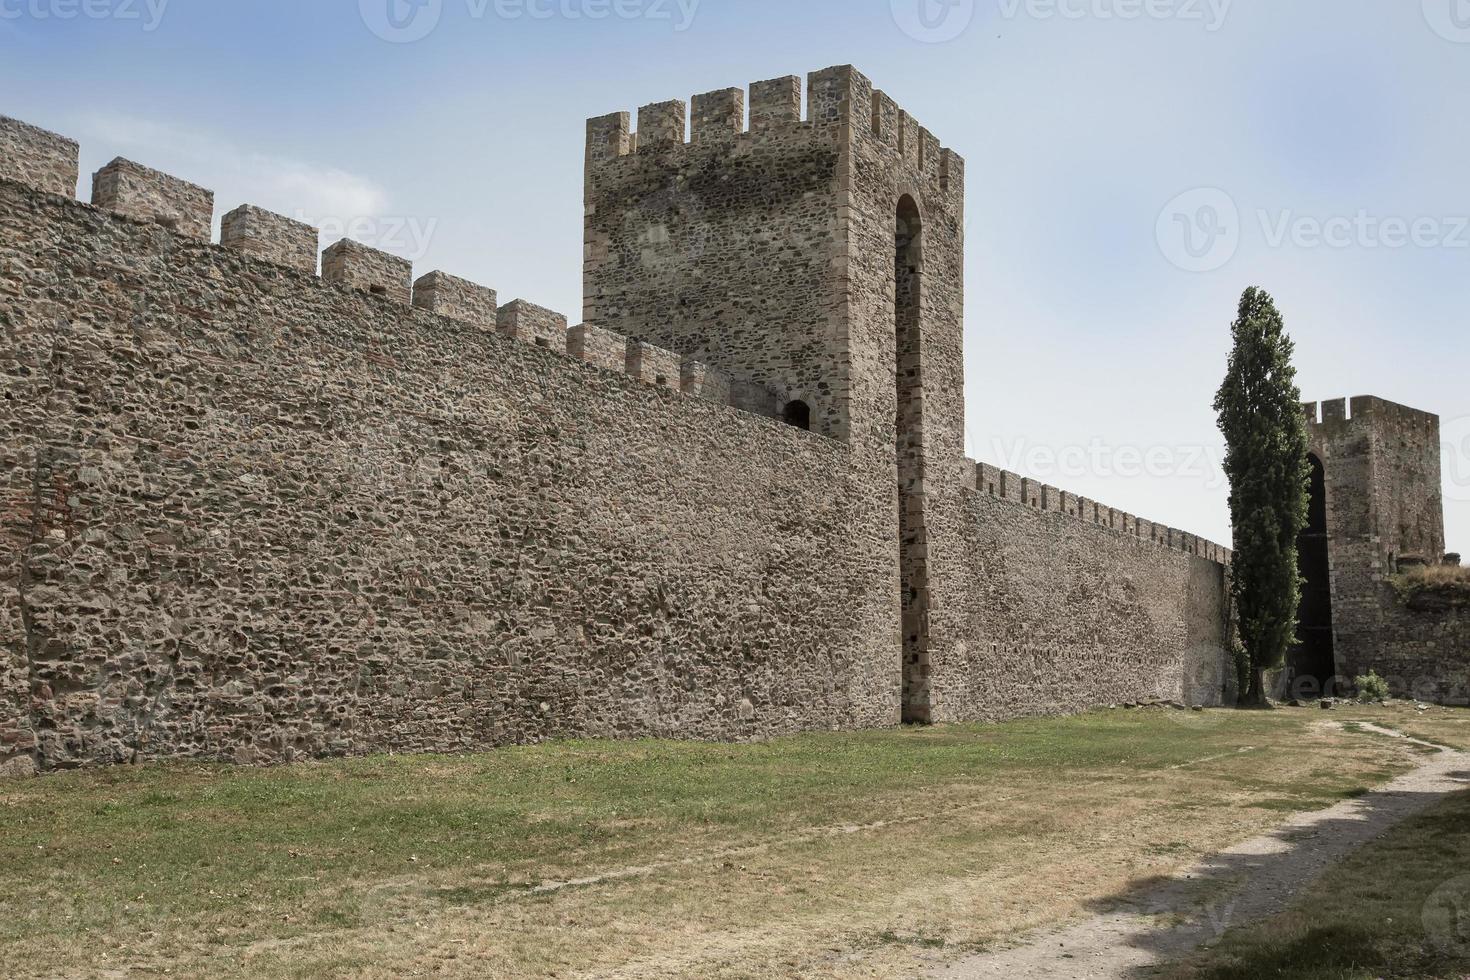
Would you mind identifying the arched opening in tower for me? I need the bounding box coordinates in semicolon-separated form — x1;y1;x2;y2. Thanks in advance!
782;400;812;431
1289;453;1336;698
895;195;931;724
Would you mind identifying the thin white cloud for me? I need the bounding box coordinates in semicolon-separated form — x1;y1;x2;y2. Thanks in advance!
72;112;389;224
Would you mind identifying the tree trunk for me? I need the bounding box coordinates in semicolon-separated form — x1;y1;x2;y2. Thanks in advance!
1242;666;1268;707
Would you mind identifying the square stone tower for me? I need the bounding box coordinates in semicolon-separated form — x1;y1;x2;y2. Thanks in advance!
1296;396;1447;693
583;65;968;721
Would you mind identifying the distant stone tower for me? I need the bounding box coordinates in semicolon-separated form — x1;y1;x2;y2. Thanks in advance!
584;66;967;722
1292;396;1449;696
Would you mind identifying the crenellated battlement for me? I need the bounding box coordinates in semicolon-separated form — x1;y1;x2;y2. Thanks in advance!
1302;395;1441;434
966;461;1232;567
0;111;790;428
585;65;964;201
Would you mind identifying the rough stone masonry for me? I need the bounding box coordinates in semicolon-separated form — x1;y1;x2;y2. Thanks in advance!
1;64;1382;778
1286;398;1469;703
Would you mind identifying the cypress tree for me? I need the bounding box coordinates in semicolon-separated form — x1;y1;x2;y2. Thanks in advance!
1214;287;1312;706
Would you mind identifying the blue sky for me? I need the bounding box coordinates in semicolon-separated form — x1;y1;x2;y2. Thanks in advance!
3;0;1467;552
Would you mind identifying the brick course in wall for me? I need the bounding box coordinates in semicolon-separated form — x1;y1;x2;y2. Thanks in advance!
322;239;412;305
626;339;681;390
497;299;566;348
414;271;498;329
221;205;318;273
567;321;627;372
91;157;214;241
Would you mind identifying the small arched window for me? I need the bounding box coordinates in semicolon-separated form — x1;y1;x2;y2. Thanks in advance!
783;400;812;431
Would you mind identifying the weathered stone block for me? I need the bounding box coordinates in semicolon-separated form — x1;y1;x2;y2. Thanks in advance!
321;239;411;304
692;88;744;144
971;463;994;497
0;115;78;197
999;470;1024;504
637;100;686;148
586;112;631;164
415;272;498;329
808;64;868;128
959;457;978;492
749;75;802;129
498;299;567;349
221;205;318;273
91;158;214;241
1020;479;1042;509
625;339;680;389
567;321;626;372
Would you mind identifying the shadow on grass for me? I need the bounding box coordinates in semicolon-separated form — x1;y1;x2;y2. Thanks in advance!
1183;925;1388;979
942;759;1470;979
1087;783;1470;980
1177;923;1470;980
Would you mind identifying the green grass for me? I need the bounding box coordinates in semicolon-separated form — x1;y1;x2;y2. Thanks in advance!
1393;563;1470;610
1168;791;1470;980
0;705;1463;978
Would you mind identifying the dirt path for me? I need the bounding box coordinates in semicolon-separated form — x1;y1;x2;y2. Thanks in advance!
935;724;1470;979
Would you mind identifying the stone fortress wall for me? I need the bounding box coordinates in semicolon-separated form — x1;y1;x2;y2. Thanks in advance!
582;67;1234;727
0;68;1238;777
1302;397;1468;703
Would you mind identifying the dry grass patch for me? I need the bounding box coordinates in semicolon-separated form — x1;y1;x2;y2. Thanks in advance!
1393;562;1470;610
0;704;1462;978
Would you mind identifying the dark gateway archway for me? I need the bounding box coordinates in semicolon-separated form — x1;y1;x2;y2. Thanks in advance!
1289;454;1336;697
